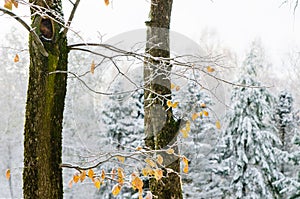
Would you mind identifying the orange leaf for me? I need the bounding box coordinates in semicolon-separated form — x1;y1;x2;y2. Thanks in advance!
4;0;12;10
175;85;180;91
182;156;189;166
182;156;189;173
88;169;94;179
5;169;10;180
104;0;109;6
207;66;215;72
79;170;86;182
156;155;163;165
14;54;19;62
101;169;105;180
216;120;221;129
94;178;101;189
90;60;95;74
183;165;189;173
203;110;209;117
112;184;122;196
73;173;80;183
200;103;206;108
192;113;198;121
12;0;17;8
136;146;143;151
68;179;73;188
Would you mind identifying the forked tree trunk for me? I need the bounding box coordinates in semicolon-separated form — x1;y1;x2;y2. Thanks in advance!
23;1;68;198
144;0;183;198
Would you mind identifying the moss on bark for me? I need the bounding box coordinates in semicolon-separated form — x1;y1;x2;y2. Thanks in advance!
23;1;67;198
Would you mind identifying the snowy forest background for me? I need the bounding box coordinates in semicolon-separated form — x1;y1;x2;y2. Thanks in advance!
1;21;300;199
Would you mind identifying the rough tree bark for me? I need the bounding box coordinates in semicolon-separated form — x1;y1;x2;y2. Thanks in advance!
23;0;68;198
144;0;183;198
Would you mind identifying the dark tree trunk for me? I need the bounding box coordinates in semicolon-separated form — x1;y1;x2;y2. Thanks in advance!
144;0;183;198
23;1;68;198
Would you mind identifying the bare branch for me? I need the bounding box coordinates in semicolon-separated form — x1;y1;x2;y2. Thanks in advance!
62;0;81;37
0;7;48;57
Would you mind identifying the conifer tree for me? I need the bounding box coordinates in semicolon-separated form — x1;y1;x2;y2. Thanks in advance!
219;41;283;198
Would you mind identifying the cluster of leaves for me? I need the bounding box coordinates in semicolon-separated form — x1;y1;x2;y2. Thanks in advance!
65;146;190;198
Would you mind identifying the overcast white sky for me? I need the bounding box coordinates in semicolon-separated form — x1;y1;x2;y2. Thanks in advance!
1;0;300;68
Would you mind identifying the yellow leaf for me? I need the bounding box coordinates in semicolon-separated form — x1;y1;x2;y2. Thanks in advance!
180;128;189;138
68;179;73;188
156;154;163;165
182;156;189;166
167;100;172;108
142;167;151;177
216;120;221;129
14;54;19;62
172;101;179;108
73;173;80;183
104;0;109;6
207;66;215;72
117;167;125;184
175;85;180;91
145;158;157;168
192;113;198;121
198;111;203;117
171;83;176;89
200;103;206;108
112;184;122;196
5;169;10;180
101;169;105;180
79;170;86;182
117;156;125;163
154;168;163;181
183;165;189;173
94;178;101;189
4;0;12;10
88;169;94;179
131;174;143;190
186;121;191;131
203;110;209;117
166;148;174;154
90;60;95;74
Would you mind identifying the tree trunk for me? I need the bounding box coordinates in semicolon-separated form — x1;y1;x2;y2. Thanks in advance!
144;0;183;198
23;1;67;198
